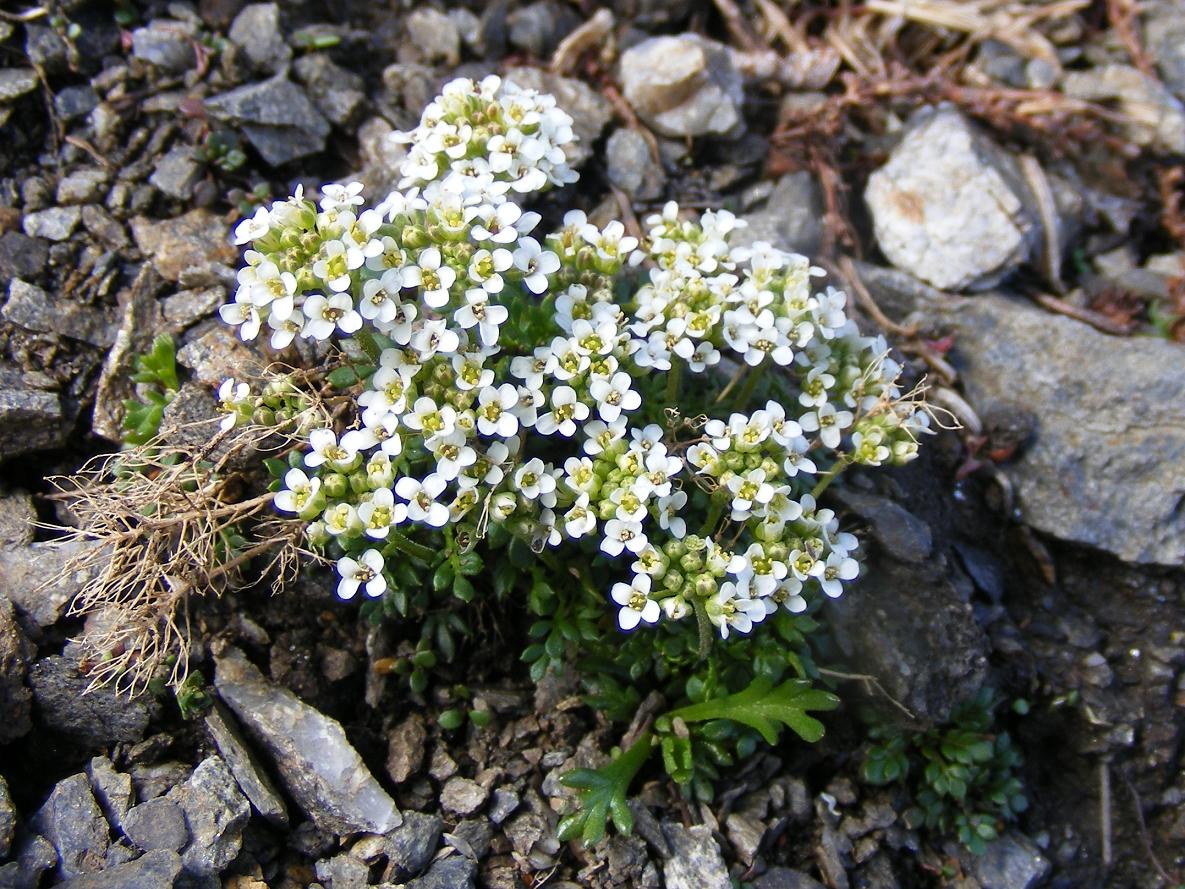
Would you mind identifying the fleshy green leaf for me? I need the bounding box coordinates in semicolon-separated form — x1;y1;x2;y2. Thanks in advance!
666;677;839;745
557;732;654;847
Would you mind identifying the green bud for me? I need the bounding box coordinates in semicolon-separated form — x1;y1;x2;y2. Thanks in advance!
252;406;276;426
662;570;684;592
322;473;349;500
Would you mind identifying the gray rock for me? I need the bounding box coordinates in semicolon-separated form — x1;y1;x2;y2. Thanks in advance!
502;67;612;169
0;774;14;859
176;327;261;387
315;850;370;887
660;822;731;889
87;757;134;832
736;171;824;256
3;833;57;889
0;539;104;627
167;756;250;878
1063;64;1185;154
162;287;224;330
383;811;444;880
969;833;1050;889
830;490;932;563
293;54;365;127
0;594;33;743
756;869;826;889
488;788;519;826
122;797;189;852
22;205;81;241
606;128;664;201
130;209;237;283
827;556;989;725
130;762;192;803
204;703;289;826
150;146;202;200
29;655;157;746
725;811;765;866
357;116;409;197
865;106;1034;291
0;374;64;460
214;648;402;835
1146;0;1185;100
0;232;49;281
32;773;110;880
25;25;67;72
864;267;1185;565
0;493;33;548
54;86;98;122
131;22;197;73
56;169;109;205
0;69;37;102
55;849;182;889
404;7;461;65
205;77;331;166
4;279;116;346
507;1;566;58
441;777;488;817
406;854;477;889
619;35;744;139
228;3;291;73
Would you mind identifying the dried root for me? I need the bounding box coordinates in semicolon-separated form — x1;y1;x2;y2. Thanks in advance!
44;394;320;696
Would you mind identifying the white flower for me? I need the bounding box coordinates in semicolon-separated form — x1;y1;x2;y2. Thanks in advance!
514;458;557;501
707;581;766;639
431;430;477;481
403;247;457;308
321;181;365;212
403;395;457;440
468;248;513;293
233;206;271;245
610;573;660;630
395;474;450;526
302;293;363;340
342;414;403;456
452;354;495;391
358;488;407;539
218;295;261;341
725;468;775;521
512;237;560;294
800;403;854;450
305;428;357;469
535;385;589;437
563;493;597;538
313;240;365;292
409;318;459;360
274;468;321;515
267;309;305;349
601;519;646;557
656;490;687;538
453;296;508;347
336;549;387;600
360;272;403;324
476;384;520;437
589;371;641;423
820;551;859;598
471;202;523;244
217;378;249;432
583;418;627;455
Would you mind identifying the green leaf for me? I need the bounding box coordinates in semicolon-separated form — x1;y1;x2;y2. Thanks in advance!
667;678;839;746
558;732;654;846
439;708;464;730
452;576;475;603
327;366;360;388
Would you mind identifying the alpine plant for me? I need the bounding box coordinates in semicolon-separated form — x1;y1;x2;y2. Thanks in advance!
219;73;930;646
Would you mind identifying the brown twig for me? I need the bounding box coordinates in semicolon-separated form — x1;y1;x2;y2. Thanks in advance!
818;667;917;722
1121;769;1180;885
1106;0;1155;77
1030;291;1137;336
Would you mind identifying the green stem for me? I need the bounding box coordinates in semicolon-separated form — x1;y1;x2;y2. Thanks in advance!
355;328;383;364
698;489;726;537
810;454;852;499
693;597;713;660
732;360;767;410
386;529;437;564
665;360;683;405
714;362;747;405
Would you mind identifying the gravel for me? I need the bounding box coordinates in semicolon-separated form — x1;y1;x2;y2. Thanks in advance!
205;77;331;166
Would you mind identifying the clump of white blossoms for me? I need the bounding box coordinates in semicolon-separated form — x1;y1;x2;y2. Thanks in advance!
222;75;930;644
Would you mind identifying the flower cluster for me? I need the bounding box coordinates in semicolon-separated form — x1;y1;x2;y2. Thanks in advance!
393;74;578;199
226;75;931;644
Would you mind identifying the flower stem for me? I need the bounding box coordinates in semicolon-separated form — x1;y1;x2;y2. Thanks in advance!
693;597;713;660
810;454;852;499
665;360;682;405
386;528;436;564
698;489;726;537
732;360;767;410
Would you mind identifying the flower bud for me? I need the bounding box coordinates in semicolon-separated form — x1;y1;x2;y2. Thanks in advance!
322;473;349;500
